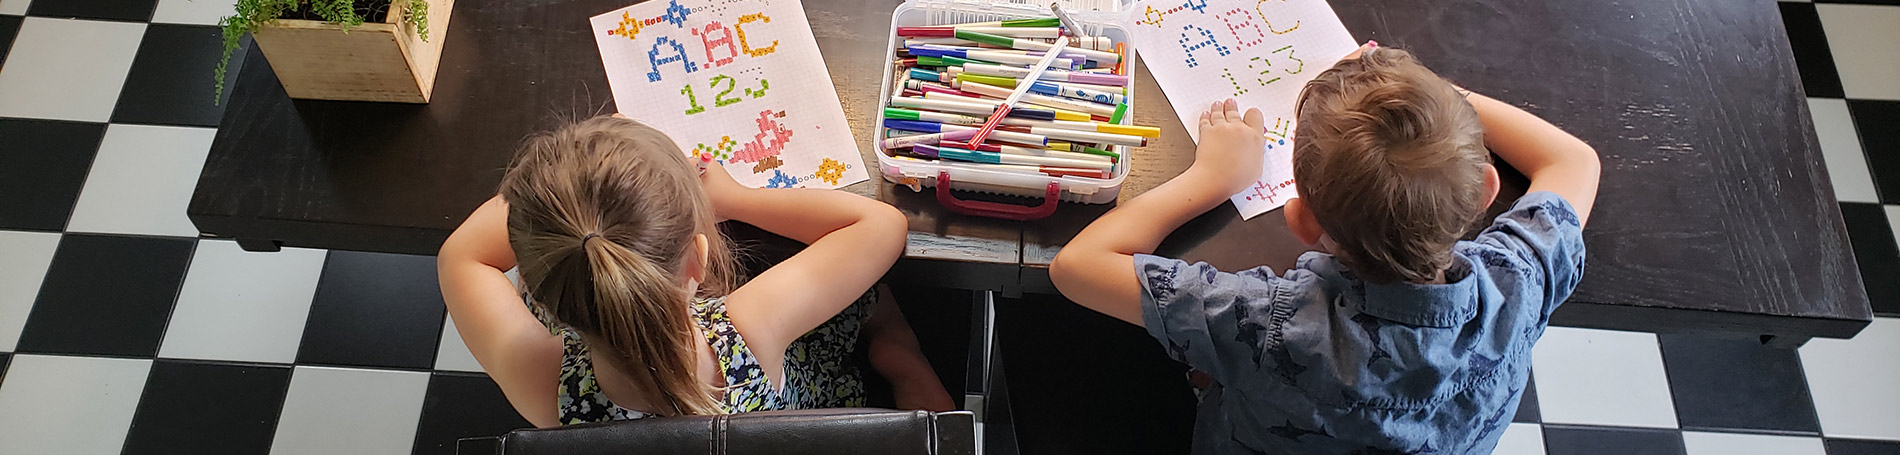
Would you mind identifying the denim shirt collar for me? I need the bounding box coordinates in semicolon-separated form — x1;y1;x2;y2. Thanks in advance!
1357;256;1480;328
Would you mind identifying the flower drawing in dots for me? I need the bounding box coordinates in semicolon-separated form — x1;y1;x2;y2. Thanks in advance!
766;169;798;188
815;157;847;185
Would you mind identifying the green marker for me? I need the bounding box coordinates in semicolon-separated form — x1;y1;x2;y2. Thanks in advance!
917;55;979;68
1110;103;1129;124
955;73;1021;89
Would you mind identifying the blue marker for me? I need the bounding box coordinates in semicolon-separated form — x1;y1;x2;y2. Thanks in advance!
1026;81;1125;105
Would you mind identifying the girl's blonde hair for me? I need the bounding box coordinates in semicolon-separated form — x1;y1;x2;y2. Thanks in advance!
499;115;735;416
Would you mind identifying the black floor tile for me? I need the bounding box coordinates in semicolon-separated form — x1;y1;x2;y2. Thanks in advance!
25;0;159;22
1542;426;1686;455
1840;202;1900;316
996;293;1196;455
1852;100;1900;205
1779;2;1846;99
111;24;247;127
1814;0;1900;6
0;352;10;380
16;234;195;357
1658;334;1821;434
122;360;294;455
0;119;107;232
1825;438;1900;455
1514;372;1541;423
296;251;447;370
413;372;533;455
0;15;22;65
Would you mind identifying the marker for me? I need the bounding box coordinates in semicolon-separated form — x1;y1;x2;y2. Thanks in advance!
883;119;1047;146
908;68;951;83
988;122;1145;146
908;45;1078;69
912;144;1108;169
999;118;1158;138
956;30;1120;64
917;83;982;98
897;26;1063;39
1110;103;1129;124
960;62;1128;86
943;17;1062;28
1024;80;1126;105
987;164;1109;179
891;96;1059;121
905;45;1091;66
938;140;1113;164
879;129;978;149
904;37;981;48
884;107;985;125
922;92;1092;121
916;55;979;68
953;79;1116;117
1044;141;1121;159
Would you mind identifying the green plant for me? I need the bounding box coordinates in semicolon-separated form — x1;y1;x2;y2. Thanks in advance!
215;0;430;102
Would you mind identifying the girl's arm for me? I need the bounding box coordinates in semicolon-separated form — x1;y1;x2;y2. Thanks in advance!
1463;91;1601;226
1050;100;1267;326
438;197;562;427
705;167;910;355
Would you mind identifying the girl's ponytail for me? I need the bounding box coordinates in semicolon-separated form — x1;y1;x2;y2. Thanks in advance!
501;115;734;416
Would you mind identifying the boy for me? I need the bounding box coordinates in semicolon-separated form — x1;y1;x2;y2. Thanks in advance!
1049;44;1599;453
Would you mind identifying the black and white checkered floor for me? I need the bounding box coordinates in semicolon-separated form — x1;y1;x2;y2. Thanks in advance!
0;0;1894;454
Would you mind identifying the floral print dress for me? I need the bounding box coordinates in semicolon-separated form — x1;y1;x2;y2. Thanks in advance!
534;290;874;425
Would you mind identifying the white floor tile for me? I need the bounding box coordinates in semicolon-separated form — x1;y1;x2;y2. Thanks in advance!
1809;98;1878;204
151;0;237;25
0;0;27;15
1820;5;1900;101
0;18;145;122
1802;317;1900;441
1887;206;1900;251
1682;432;1826;455
0;231;59;352
1530;327;1679;428
0;355;151;455
435;316;485;373
1492;423;1546;455
64;124;217;237
159;240;326;363
271;366;430;455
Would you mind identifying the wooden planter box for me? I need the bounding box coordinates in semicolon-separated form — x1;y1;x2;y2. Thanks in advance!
251;0;455;103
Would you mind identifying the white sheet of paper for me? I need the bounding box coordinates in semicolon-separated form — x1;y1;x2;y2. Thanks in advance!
590;0;867;189
1125;0;1357;219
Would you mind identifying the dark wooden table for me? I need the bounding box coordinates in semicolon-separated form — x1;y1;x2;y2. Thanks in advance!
191;0;1871;345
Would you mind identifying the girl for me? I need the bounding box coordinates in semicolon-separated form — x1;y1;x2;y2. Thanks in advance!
438;115;954;426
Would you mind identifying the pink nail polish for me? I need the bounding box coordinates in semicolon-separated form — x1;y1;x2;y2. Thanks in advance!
1368;40;1379;48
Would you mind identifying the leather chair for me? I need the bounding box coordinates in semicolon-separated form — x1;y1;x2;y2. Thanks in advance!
457;408;977;455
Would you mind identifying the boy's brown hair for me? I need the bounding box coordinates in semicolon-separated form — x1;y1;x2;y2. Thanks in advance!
1291;48;1489;284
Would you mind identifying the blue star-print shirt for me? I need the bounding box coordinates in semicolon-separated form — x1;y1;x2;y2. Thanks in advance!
1136;192;1587;454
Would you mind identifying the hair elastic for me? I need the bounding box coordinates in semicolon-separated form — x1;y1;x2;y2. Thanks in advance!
581;232;603;243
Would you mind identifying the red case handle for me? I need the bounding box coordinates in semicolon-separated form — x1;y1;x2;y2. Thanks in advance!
935;171;1061;221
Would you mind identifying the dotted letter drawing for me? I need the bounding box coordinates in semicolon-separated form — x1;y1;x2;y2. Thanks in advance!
1254;0;1301;34
606;0;693;41
731;110;793;163
1178;25;1230;68
1137;3;1188;28
692;21;738;68
1265;117;1292;141
1273;45;1303;74
1247;56;1281;86
1222;68;1248;96
1182;0;1210;13
752;155;783;174
735;13;778;57
1217;8;1265;48
765;169;797;188
647;36;699;82
815;158;847;185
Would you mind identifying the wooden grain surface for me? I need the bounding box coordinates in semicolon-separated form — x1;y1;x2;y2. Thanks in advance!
191;0;1870;338
1020;0;1870;339
190;0;1025;288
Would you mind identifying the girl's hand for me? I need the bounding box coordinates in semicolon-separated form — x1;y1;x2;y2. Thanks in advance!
1189;98;1267;196
698;161;749;223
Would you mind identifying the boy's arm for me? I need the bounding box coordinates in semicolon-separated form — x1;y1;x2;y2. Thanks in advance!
1050;100;1267;326
1464;91;1601;226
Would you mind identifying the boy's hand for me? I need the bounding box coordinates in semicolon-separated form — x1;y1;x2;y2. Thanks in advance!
1191;98;1267;195
698;160;749;223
